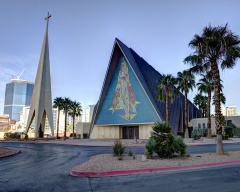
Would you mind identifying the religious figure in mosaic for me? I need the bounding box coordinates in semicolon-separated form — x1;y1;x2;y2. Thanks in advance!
109;57;139;120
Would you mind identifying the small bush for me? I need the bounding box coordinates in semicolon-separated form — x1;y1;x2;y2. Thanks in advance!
224;126;233;138
177;131;184;138
133;154;136;159
128;149;133;156
222;135;229;140
174;136;187;157
233;128;240;137
4;132;20;140
212;134;217;137
112;140;126;157
191;127;207;139
145;121;187;158
24;134;29;140
70;133;76;137
145;138;156;159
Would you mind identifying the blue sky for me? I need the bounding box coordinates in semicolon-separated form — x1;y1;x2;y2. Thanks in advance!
0;0;240;117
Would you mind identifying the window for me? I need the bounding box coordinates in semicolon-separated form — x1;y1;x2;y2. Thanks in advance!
203;123;206;128
198;123;201;128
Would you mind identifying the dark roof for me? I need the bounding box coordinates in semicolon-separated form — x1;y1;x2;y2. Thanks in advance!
90;38;199;134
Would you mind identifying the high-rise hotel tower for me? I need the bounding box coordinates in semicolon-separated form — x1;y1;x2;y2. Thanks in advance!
4;79;34;121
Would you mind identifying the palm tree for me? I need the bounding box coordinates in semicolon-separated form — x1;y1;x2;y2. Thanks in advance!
176;70;195;138
212;92;226;106
184;24;240;154
155;74;177;123
53;97;64;139
193;93;207;117
69;101;82;138
197;72;214;138
62;97;72;140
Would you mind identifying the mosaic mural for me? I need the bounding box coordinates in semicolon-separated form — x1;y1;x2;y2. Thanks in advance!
109;57;140;120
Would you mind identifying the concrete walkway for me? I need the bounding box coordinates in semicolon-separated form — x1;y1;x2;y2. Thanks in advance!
2;137;240;147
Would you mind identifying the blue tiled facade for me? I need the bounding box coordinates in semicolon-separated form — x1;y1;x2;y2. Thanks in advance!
4;80;34;121
95;56;160;125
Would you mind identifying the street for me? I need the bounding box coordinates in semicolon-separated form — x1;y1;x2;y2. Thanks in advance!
0;142;240;192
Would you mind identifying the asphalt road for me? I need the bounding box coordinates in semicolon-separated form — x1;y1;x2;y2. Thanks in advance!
0;142;240;192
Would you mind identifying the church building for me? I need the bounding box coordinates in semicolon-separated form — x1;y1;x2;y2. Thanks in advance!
90;39;198;139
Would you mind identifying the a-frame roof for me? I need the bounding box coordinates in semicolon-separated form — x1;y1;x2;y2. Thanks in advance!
90;38;198;134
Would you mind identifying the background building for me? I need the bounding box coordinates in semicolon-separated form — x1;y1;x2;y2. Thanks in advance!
0;114;10;132
84;105;95;122
20;106;63;134
3;79;34;121
19;106;82;136
222;106;239;116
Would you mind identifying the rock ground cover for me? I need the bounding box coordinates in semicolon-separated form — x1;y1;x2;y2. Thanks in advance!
0;147;19;158
73;151;240;172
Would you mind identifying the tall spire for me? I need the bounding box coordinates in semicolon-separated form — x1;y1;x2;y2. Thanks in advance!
25;13;54;138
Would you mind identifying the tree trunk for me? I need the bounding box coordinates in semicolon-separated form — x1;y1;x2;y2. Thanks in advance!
57;109;60;139
72;114;75;139
64;110;67;140
207;89;212;138
212;62;224;154
216;134;224;154
184;92;189;138
165;88;170;123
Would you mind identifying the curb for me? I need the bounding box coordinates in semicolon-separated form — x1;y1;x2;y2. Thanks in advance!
0;148;21;159
0;140;224;148
1;140;240;147
70;159;240;178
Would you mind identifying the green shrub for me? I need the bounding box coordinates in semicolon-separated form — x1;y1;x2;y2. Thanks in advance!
145;138;156;158
177;131;184;138
224;126;232;137
70;133;76;137
233;128;240;137
128;149;133;156
133;154;136;159
191;127;207;139
4;132;9;140
112;140;126;157
224;124;236;138
174;136;187;157
24;134;28;140
222;135;229;140
212;134;217;137
145;121;187;158
4;132;20;140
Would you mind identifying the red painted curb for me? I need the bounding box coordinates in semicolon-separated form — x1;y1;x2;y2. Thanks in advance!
70;159;240;178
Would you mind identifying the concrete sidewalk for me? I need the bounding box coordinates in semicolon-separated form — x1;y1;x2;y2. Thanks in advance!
4;137;239;147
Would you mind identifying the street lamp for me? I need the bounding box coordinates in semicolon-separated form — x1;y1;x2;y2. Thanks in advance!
226;107;228;126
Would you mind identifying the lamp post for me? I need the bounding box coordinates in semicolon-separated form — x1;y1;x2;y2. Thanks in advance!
226;107;228;127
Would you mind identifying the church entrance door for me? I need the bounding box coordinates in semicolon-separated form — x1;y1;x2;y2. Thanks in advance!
122;126;139;139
